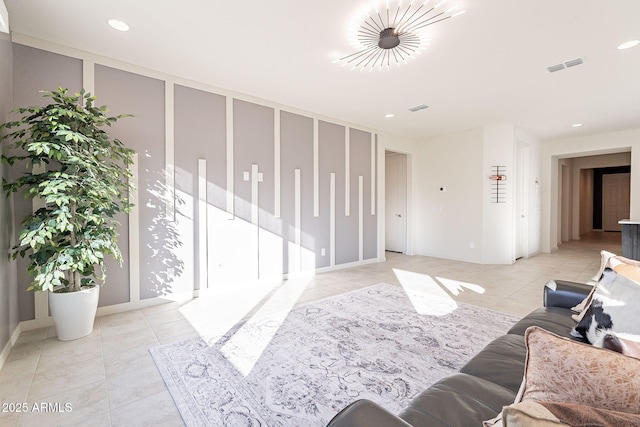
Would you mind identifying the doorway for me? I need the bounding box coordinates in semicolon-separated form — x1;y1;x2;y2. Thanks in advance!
556;154;631;245
385;151;407;253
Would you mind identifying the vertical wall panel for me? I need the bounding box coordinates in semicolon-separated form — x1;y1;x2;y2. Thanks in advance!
95;65;164;302
12;45;82;320
364;139;378;259
174;85;226;291
350;128;377;260
165;83;175;221
128;154;140;301
280;111;314;274
198;159;208;292
320;121;351;265
230;100;280;282
234;100;275;219
274;109;281;218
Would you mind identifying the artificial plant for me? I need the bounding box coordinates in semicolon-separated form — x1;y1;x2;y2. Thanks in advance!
1;88;135;293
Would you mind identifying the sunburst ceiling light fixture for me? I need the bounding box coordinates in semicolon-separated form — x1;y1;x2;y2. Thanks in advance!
336;0;465;71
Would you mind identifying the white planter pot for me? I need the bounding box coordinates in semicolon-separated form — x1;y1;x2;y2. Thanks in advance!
48;286;100;341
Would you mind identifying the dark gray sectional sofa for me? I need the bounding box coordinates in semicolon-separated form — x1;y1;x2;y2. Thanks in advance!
326;280;591;427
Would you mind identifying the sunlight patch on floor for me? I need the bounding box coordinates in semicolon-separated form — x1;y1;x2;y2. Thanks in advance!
435;276;486;296
220;276;311;376
393;268;458;316
178;280;279;341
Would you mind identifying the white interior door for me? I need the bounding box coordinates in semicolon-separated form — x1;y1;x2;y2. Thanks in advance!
385;152;406;253
603;172;630;232
515;143;529;259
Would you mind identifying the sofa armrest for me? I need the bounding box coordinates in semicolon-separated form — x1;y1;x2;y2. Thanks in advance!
543;279;593;309
325;399;411;427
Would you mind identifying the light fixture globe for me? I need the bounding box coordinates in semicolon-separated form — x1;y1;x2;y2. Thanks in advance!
336;0;465;71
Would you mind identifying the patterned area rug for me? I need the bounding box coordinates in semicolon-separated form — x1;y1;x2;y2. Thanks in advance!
150;283;519;426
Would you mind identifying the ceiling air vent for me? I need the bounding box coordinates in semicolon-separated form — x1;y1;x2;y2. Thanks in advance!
564;57;584;68
547;57;586;73
547;63;565;73
408;104;429;112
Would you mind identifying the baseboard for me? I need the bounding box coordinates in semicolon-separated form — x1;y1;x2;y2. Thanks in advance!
313;258;379;275
281;258;380;280
16;316;54;332
17;259;382;333
17;293;191;333
0;324;22;371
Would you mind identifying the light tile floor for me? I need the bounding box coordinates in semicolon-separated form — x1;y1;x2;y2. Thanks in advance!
0;232;621;426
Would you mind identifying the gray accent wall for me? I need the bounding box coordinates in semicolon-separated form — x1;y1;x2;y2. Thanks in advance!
0;32;18;354
8;42;377;322
351;128;377;260
318;121;344;267
280;111;314;273
174;85;226;291
233;100;275;223
12;45;82;320
95;65;165;302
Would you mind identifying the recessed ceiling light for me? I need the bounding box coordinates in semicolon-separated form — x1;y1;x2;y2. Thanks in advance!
385;114;395;118
572;123;583;128
617;40;639;50
107;18;130;32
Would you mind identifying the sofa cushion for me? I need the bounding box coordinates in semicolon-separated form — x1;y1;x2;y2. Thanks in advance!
460;334;526;393
516;326;640;414
325;399;412;427
398;373;515;427
507;307;578;337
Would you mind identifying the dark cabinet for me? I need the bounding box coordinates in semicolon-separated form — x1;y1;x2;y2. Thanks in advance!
620;221;640;260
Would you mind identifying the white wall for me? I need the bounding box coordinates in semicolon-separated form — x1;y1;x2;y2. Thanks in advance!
482;124;516;264
413;128;485;262
409;125;541;264
541;128;640;252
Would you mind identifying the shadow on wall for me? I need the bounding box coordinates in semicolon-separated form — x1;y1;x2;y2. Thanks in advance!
143;169;186;297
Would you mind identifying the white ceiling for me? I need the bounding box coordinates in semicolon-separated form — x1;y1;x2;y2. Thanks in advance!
4;0;640;141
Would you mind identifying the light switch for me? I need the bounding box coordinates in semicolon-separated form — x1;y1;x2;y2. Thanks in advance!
243;171;250;181
257;173;264;182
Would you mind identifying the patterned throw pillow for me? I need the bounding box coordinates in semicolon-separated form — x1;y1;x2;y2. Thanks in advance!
515;327;640;414
500;400;640;426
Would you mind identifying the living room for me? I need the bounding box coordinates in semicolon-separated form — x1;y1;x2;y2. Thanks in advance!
1;0;639;426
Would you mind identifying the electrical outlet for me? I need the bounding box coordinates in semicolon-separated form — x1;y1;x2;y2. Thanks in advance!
321;248;326;256
469;242;475;249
